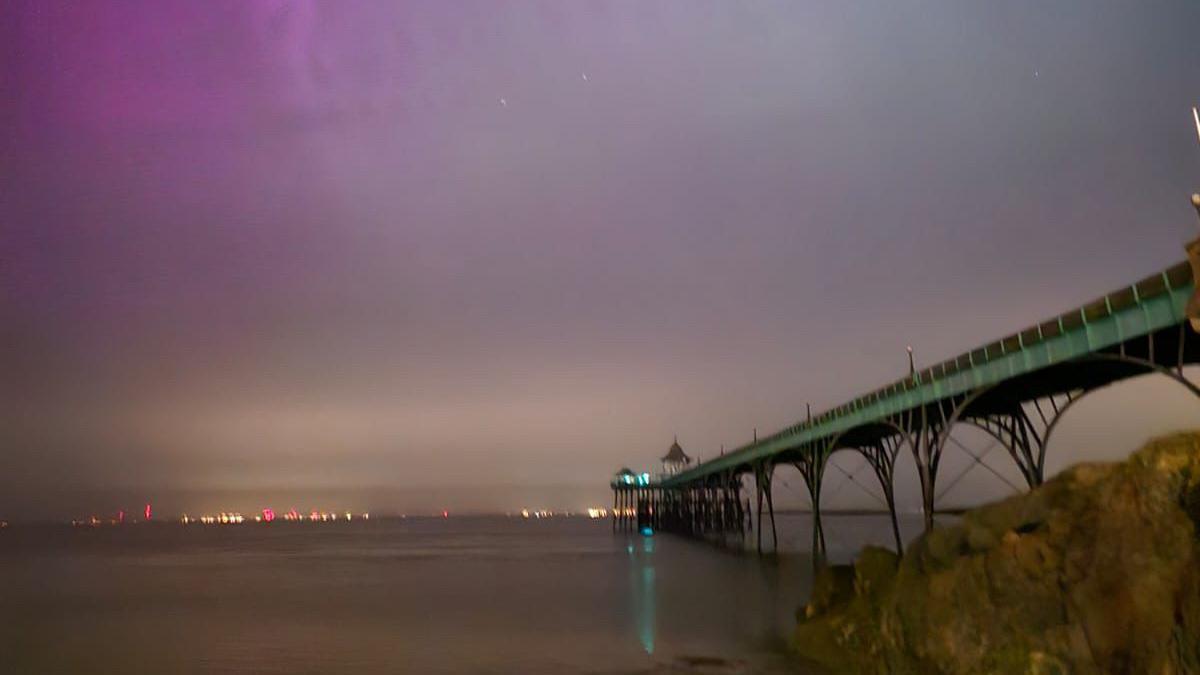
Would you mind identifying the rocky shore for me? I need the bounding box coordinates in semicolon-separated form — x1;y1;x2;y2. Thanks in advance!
793;431;1200;674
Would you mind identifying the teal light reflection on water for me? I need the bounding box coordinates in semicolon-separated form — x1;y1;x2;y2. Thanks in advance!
629;535;657;655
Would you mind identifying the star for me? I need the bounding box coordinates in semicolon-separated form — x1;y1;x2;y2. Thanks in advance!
499;97;507;107
581;73;589;82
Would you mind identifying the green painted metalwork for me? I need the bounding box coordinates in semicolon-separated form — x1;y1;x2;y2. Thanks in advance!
658;260;1196;489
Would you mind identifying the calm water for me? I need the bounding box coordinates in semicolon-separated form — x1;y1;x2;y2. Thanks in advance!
0;514;907;674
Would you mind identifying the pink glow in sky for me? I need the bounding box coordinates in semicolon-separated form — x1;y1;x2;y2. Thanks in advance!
2;1;1199;519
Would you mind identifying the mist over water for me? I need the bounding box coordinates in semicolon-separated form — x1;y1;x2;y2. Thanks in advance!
0;516;847;674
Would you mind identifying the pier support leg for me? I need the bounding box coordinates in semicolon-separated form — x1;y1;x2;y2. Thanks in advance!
795;448;826;570
764;475;777;553
754;465;765;554
754;463;777;553
884;479;902;555
612;489;617;532
865;436;904;555
910;411;943;534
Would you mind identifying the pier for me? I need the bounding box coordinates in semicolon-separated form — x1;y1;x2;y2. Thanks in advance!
615;202;1200;565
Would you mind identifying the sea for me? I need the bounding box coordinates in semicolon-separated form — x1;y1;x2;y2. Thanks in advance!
0;513;919;674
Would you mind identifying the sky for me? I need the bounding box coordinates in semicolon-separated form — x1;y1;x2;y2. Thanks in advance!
2;1;1199;521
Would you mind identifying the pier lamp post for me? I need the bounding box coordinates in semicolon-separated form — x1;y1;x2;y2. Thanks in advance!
1186;193;1200;332
1188;106;1200;331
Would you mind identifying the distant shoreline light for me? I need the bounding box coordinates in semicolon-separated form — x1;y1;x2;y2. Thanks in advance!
518;508;609;519
73;511;372;527
59;510;619;528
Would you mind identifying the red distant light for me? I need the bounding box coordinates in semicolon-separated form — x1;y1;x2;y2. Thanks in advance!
145;503;152;521
442;510;449;518
118;510;125;524
262;508;275;523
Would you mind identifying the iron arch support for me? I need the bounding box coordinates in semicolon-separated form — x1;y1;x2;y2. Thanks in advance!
753;461;777;554
879;404;949;534
822;429;908;555
958;389;1084;489
934;349;1198;503
1081;352;1200;400
791;444;828;567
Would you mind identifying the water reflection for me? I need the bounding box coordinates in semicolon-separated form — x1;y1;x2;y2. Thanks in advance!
628;534;657;654
1;518;825;673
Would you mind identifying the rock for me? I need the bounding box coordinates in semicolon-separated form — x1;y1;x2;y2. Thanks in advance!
853;547;898;600
803;564;855;619
793;431;1200;674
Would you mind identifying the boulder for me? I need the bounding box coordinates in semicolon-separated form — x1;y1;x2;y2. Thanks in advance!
793;431;1200;674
